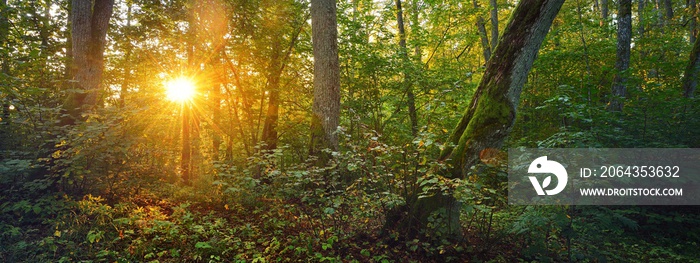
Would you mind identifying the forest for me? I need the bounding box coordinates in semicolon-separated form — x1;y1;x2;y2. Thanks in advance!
1;0;700;261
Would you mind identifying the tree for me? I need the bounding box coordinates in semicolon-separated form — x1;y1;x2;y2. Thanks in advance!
387;0;565;237
683;34;700;98
691;0;697;44
474;0;491;62
489;0;498;51
395;0;418;136
309;0;341;158
60;0;115;126
609;0;631;112
601;0;609;26
261;4;306;151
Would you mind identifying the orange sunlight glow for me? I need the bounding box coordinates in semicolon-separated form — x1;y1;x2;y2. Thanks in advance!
165;77;196;102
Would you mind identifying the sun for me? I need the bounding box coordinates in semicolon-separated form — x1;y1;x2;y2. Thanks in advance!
165;77;196;102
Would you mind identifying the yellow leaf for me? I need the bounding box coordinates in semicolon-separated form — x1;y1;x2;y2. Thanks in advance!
224;204;229;210
54;230;61;237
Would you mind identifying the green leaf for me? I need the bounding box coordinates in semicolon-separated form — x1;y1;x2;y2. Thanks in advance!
195;241;212;249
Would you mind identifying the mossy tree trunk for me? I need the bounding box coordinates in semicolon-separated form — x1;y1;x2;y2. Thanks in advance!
386;0;565;238
683;32;700;98
59;0;114;126
309;0;341;161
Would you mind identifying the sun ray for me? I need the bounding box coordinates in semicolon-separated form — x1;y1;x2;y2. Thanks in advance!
165;77;196;102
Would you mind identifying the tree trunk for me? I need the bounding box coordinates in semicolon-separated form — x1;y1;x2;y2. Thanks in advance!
261;18;304;151
396;0;418;137
182;0;197;185
309;0;341;159
211;56;223;161
489;0;498;51
601;0;609;26
664;0;673;20
181;105;192;184
261;48;282;151
691;0;697;44
386;0;565;238
609;0;631;112
60;0;114;126
120;3;132;108
0;0;8;146
474;0;491;62
1;0;9;75
682;34;700;98
638;0;645;37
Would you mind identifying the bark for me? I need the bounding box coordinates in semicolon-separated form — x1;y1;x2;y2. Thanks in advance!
261;17;305;151
182;105;192;184
261;49;282;151
309;0;341;158
638;0;645;37
120;3;132;108
474;0;491;62
664;0;673;20
60;0;114;126
182;0;197;185
386;0;565;238
410;0;422;63
602;0;609;26
211;51;224;161
0;0;10;140
1;0;9;74
691;0;697;44
489;0;498;51
396;0;418;136
682;34;700;98
609;0;631;112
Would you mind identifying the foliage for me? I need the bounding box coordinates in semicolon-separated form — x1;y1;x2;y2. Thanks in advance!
1;0;700;261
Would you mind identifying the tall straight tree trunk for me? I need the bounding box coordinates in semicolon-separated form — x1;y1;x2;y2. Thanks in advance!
120;3;132;108
489;0;498;51
610;0;632;112
309;0;341;159
386;0;565;238
601;0;609;26
261;48;282;151
182;0;198;185
691;0;697;44
0;0;8;145
1;0;9;75
396;0;418;136
638;0;645;37
682;34;700;98
664;0;673;20
181;104;192;184
474;0;491;62
410;0;422;63
261;18;304;151
211;49;224;161
60;0;114;126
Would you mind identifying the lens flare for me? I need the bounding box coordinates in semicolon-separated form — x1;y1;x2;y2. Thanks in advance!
165;77;196;102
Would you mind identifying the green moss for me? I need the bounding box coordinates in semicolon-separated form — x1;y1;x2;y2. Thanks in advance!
448;93;513;178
